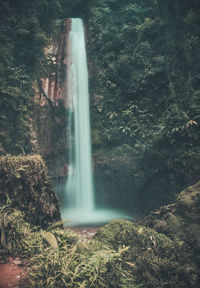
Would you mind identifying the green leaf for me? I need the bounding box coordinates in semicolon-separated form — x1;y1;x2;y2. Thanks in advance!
0;215;6;247
42;231;58;250
46;220;71;232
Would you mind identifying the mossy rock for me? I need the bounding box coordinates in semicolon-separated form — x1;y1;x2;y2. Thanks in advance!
141;181;200;287
95;219;199;288
0;155;61;228
143;181;200;252
176;181;200;222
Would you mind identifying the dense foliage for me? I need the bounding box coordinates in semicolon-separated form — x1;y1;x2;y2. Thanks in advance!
94;180;200;287
87;0;200;213
0;0;64;154
0;155;60;227
1;0;200;213
0;0;90;155
0;1;200;286
1;181;200;287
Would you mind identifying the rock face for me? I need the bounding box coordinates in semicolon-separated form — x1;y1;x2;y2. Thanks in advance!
32;20;73;182
35;20;68;107
93;154;137;213
0;155;61;228
32;23;68;181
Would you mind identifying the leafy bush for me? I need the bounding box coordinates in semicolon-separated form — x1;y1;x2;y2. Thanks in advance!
23;241;134;288
0;205;79;258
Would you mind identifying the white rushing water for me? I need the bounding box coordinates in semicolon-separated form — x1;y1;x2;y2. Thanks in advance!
61;18;130;226
65;18;94;211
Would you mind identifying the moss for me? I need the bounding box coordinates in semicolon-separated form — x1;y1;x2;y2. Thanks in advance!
95;218;199;287
95;219;178;259
141;181;200;286
143;181;200;237
176;182;200;221
0;155;61;228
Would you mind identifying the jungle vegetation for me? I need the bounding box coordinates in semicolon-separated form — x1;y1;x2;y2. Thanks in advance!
1;0;200;212
0;0;200;287
87;0;200;213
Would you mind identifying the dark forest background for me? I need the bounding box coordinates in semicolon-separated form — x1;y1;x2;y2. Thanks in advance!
0;0;200;215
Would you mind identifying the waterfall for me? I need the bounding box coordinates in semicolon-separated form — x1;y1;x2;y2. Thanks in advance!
66;18;94;212
61;18;130;225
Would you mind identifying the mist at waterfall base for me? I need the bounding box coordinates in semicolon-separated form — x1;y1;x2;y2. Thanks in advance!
59;18;131;226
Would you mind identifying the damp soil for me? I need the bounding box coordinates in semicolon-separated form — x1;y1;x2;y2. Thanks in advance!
0;257;27;288
0;228;97;288
66;227;98;240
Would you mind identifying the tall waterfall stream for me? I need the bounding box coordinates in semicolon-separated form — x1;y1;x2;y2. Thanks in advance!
60;18;130;225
